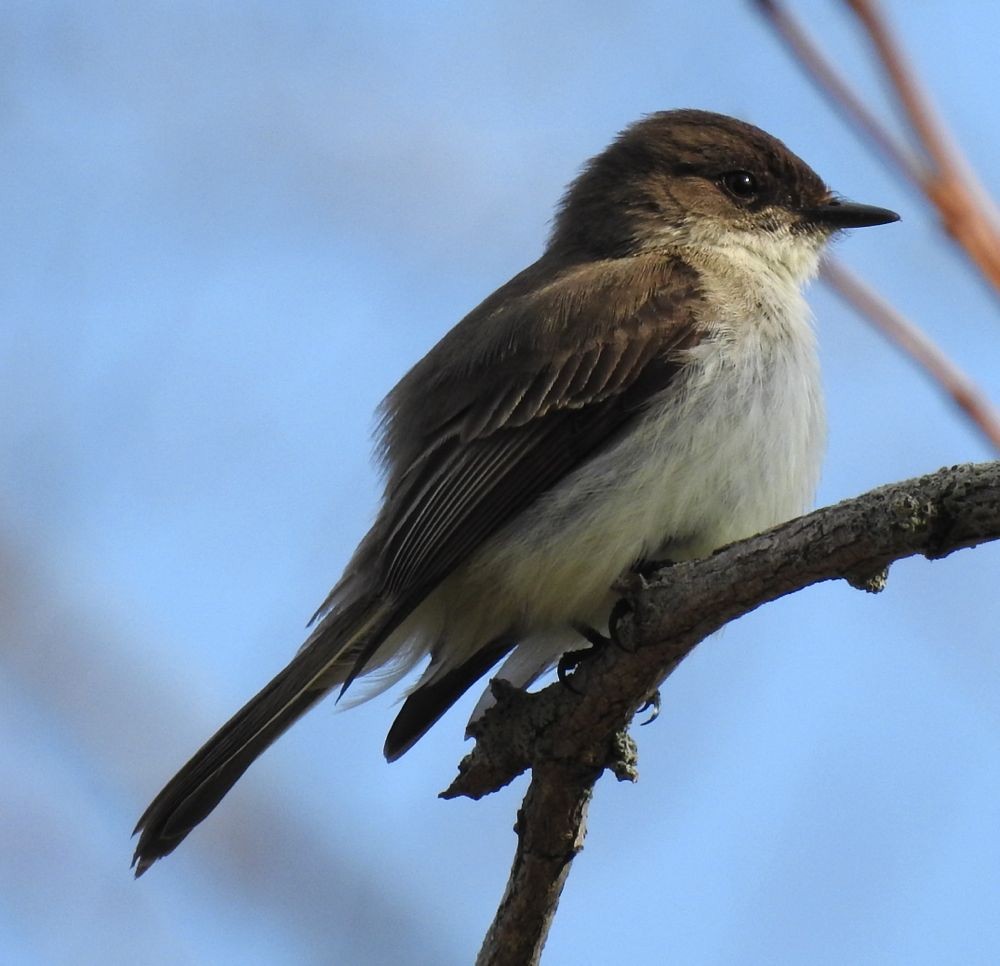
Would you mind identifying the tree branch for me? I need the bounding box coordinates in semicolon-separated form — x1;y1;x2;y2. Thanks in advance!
753;0;924;186
457;461;1000;965
474;760;600;966
756;0;1000;299
843;0;1000;297
822;259;1000;453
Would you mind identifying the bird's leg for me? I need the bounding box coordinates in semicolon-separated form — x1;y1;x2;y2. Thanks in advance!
632;555;676;580
557;622;609;692
571;621;612;651
557;595;638;690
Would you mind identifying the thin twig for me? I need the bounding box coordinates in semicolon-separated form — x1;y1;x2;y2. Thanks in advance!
753;0;923;185
756;0;1000;297
844;0;1000;293
822;258;1000;453
845;0;967;179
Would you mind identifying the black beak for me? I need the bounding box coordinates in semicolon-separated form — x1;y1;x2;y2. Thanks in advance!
803;199;900;229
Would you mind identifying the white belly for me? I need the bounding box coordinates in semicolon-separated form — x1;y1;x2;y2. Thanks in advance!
454;304;825;637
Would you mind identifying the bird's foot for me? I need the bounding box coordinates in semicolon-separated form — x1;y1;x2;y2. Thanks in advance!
633;556;676;580
557;602;637;691
557;623;609;693
556;593;642;692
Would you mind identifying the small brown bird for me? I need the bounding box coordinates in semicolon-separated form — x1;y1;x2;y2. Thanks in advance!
133;109;898;875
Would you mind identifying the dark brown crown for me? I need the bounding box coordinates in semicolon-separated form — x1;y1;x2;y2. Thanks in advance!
550;110;830;256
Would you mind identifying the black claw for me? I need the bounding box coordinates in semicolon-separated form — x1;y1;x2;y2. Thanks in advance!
637;690;661;726
557;648;588;693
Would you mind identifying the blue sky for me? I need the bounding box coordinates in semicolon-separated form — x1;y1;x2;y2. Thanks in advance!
2;2;999;964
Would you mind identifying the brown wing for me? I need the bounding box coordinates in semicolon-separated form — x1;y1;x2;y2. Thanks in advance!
340;253;704;689
378;334;678;595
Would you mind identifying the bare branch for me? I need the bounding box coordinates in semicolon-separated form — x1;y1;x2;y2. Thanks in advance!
475;761;599;966
822;258;1000;453
845;0;970;180
753;0;924;185
844;0;1000;294
449;462;1000;957
757;0;1000;297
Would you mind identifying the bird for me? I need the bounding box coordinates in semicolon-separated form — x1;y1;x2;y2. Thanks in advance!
132;109;899;875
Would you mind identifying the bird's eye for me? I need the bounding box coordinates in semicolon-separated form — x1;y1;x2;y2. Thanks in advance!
719;170;760;201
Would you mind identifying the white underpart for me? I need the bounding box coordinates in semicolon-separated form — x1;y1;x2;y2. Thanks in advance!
354;225;828;725
459;226;828;720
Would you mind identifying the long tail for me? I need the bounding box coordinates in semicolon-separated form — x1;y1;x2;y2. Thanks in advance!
132;597;389;876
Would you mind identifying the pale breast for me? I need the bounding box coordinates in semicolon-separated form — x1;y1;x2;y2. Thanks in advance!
455;278;824;632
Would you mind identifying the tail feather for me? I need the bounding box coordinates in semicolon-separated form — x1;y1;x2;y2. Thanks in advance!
384;633;516;762
132;597;387;876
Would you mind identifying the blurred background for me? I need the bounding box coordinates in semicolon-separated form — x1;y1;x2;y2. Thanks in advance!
2;1;999;963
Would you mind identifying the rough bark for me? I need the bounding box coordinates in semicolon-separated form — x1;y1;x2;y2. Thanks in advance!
459;461;1000;966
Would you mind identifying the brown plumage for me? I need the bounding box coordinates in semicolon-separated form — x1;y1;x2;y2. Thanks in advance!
132;110;897;875
133;252;703;874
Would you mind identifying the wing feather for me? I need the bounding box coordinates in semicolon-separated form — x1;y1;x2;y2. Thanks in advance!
341;254;705;687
